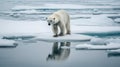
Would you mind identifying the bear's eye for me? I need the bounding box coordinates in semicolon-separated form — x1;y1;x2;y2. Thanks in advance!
53;18;55;20
49;20;52;22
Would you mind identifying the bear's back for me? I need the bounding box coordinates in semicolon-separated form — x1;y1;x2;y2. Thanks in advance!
54;10;69;23
55;10;68;16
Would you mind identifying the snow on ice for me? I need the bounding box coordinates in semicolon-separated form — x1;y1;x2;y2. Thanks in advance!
34;33;92;42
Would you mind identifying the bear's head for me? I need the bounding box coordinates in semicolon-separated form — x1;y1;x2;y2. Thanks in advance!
46;14;60;26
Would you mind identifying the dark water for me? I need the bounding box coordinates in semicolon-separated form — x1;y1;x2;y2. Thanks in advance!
0;41;120;67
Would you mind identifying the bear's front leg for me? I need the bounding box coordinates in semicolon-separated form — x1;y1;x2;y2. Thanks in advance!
58;23;65;36
52;25;58;37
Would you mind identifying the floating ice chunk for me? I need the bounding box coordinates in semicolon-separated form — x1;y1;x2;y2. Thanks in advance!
72;26;120;34
2;35;35;40
90;15;114;25
107;49;120;57
108;49;120;53
0;39;17;47
71;15;115;26
107;38;120;43
114;18;120;23
90;38;109;45
35;33;92;42
75;43;120;50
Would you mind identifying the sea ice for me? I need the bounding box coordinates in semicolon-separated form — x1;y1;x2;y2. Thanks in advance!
90;38;109;45
114;18;120;23
107;49;120;57
35;33;92;42
0;39;17;47
75;43;120;50
12;4;119;10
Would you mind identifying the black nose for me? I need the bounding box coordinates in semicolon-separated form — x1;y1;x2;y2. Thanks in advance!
48;23;51;26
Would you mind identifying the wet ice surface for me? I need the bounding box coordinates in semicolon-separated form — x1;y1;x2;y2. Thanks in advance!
0;0;120;67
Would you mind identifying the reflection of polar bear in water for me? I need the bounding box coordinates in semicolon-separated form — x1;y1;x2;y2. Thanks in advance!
47;42;70;61
47;10;71;37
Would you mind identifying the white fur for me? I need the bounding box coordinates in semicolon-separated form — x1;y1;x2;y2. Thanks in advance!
47;10;71;37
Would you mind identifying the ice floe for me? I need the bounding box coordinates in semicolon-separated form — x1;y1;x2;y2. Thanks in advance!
114;18;120;23
107;49;120;57
90;38;108;45
0;39;17;47
72;26;120;35
75;43;120;50
12;4;119;10
34;33;92;42
71;15;117;26
90;38;120;45
108;49;120;53
2;35;35;40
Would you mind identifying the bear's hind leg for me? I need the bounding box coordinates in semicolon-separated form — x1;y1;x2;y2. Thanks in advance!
66;22;71;35
52;25;58;37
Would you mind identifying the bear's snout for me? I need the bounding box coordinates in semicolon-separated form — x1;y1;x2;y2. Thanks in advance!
48;23;51;26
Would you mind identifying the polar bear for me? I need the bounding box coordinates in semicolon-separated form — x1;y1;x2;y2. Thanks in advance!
47;10;71;37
